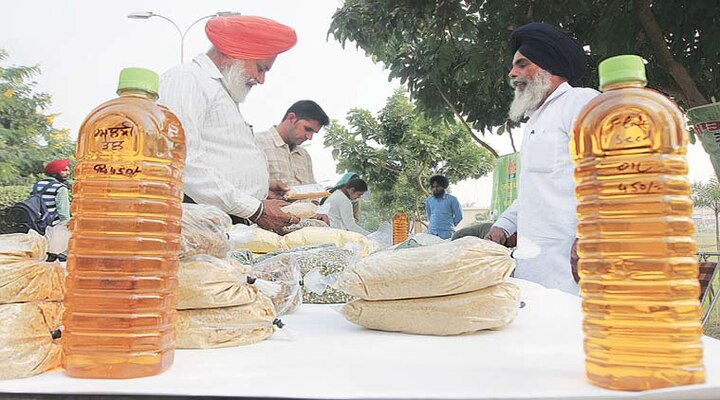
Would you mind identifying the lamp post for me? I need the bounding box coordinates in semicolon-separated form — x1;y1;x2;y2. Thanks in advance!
127;11;240;63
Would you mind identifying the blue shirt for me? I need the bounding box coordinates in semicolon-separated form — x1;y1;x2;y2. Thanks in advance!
425;193;462;239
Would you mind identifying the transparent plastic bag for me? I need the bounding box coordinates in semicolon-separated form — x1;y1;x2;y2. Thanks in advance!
0;260;65;303
280;218;329;235
292;245;355;304
334;236;516;300
367;223;393;252
180;203;232;259
340;282;520;336
45;223;70;255
281;202;319;219
177;255;259;310
228;248;255;265
0;230;48;263
0;302;63;379
228;224;287;254
250;253;303;316
176;293;277;349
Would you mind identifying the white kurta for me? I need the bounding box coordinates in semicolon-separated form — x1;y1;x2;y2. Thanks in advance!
159;54;269;219
317;190;370;235
494;82;598;294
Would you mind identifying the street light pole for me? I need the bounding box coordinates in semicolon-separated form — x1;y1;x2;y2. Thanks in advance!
127;11;240;63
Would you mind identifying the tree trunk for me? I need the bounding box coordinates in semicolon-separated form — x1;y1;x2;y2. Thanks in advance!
435;85;499;158
634;0;708;108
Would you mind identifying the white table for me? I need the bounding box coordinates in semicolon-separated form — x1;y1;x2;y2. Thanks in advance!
2;278;719;399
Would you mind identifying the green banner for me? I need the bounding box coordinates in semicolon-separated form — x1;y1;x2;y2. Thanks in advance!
687;103;720;181
490;152;520;221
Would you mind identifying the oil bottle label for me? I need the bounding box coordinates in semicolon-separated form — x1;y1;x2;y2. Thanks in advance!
600;111;653;151
92;121;138;154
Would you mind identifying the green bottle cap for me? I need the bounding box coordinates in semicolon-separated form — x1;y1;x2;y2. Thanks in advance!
598;55;647;89
117;67;159;95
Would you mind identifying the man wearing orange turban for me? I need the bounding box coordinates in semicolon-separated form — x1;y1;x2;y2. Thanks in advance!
160;15;323;233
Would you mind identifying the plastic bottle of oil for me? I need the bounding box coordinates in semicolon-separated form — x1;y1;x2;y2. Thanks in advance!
392;211;409;244
571;55;704;390
63;67;186;378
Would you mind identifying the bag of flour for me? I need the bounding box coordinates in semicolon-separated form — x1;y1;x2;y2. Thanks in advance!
176;293;278;349
340;282;520;336
0;231;48;263
0;260;65;304
335;236;515;300
180;204;232;259
0;302;63;379
177;255;259;310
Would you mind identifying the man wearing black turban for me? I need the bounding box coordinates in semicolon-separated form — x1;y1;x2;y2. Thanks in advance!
485;22;598;295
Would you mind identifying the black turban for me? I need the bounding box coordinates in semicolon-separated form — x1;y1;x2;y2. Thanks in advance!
509;22;587;85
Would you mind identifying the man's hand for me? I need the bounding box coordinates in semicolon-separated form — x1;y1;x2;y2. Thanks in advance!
311;213;330;225
254;199;298;233
570;238;580;283
484;226;508;245
267;180;290;200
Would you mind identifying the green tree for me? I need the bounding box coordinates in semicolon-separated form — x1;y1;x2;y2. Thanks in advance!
693;179;720;252
0;49;75;186
329;0;718;143
324;89;494;226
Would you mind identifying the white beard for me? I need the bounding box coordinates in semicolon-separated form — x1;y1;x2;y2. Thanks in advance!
508;69;552;122
220;61;253;104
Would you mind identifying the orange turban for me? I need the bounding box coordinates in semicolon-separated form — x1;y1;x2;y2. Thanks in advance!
205;15;297;60
44;159;70;175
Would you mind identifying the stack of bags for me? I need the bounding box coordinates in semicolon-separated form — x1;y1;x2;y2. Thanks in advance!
336;236;520;336
0;231;65;379
177;204;278;349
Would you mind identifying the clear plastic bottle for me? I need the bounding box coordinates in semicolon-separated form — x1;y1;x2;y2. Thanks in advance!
571;55;704;390
63;68;186;378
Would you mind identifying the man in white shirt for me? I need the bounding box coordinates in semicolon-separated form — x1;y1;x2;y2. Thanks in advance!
159;15;304;233
485;22;599;294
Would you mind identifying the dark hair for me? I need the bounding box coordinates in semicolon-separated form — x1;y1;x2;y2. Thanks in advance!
282;100;329;127
429;175;449;188
346;178;368;192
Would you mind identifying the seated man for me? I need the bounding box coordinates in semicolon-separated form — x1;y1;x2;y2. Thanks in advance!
256;100;329;186
452;222;517;247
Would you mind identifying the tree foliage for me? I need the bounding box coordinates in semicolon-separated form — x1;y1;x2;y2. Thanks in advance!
693;178;720;251
329;0;719;137
324;89;494;223
0;49;75;186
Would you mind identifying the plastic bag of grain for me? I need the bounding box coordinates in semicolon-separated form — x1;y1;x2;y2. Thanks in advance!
281;202;319;219
340;282;520;336
283;227;373;256
0;260;65;303
0;301;63;379
250;253;303;316
335;236;515;300
280;218;329;235
293;245;354;304
177;255;259;310
0;231;48;263
176;293;277;349
228;224;286;254
180;203;232;259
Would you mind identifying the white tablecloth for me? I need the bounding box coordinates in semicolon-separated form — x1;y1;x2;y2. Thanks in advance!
2;278;719;399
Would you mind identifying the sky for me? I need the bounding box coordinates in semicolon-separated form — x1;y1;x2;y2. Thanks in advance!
1;0;715;208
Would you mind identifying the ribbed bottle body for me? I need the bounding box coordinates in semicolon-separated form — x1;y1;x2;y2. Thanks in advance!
63;94;185;378
571;86;705;390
